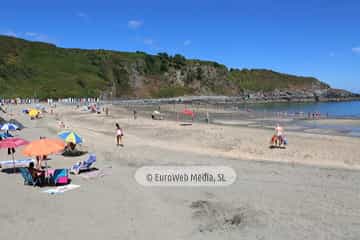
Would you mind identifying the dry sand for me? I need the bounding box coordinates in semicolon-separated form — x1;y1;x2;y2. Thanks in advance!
1;104;360;240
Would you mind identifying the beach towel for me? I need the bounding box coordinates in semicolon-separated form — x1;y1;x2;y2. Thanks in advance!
42;184;80;195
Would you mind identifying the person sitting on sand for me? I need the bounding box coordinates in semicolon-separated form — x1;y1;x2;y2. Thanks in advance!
67;142;76;151
58;121;65;128
28;161;45;183
115;123;124;146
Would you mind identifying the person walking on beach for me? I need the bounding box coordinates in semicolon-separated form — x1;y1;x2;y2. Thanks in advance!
275;123;284;144
115;123;124;146
5;130;15;156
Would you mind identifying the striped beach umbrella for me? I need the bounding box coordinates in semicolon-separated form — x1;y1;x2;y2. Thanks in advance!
58;131;83;144
0;132;13;139
1;123;19;131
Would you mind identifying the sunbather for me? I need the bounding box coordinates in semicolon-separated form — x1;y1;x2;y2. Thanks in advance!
64;142;76;151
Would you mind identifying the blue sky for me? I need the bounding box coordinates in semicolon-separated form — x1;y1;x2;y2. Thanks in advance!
1;0;359;93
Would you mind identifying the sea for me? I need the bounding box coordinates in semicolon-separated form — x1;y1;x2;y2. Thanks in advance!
247;100;360;118
246;100;360;137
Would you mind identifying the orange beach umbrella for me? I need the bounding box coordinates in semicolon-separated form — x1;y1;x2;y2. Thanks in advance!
22;139;65;157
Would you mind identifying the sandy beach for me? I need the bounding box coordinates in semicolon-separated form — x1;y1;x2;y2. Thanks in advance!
1;104;360;240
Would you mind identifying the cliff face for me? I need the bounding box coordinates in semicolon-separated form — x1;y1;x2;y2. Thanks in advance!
0;35;358;101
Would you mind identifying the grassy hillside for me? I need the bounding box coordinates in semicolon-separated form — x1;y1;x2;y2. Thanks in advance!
0;35;330;99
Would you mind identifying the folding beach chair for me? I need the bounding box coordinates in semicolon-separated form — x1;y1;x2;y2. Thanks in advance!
0;159;34;169
52;168;69;185
19;167;42;187
70;154;96;175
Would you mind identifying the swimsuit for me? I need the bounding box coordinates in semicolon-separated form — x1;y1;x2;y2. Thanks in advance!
116;129;122;136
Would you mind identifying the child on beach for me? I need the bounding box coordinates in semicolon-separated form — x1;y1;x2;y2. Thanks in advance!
115;123;124;146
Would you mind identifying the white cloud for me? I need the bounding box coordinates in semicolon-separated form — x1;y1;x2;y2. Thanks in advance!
25;32;37;37
184;40;191;46
34;34;51;42
76;12;88;18
352;47;360;54
76;12;91;23
24;32;55;43
128;20;143;29
143;38;153;45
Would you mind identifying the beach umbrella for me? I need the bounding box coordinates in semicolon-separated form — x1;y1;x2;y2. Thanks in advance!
22;139;65;157
181;109;195;117
28;109;40;118
35;104;46;111
0;132;13;139
22;139;65;173
9;119;25;130
58;131;83;144
0;138;29;171
1;123;19;131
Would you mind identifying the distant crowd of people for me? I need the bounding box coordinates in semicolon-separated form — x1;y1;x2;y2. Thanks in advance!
274;111;328;120
56;97;99;104
0;97;100;106
307;112;328;119
0;98;40;105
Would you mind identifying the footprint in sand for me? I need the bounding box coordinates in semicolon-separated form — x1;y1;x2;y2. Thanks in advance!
190;200;267;233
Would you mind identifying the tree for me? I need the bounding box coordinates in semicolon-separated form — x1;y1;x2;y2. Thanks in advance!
173;54;186;66
157;52;169;60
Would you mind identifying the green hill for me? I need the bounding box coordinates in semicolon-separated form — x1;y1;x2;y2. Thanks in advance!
0;35;331;99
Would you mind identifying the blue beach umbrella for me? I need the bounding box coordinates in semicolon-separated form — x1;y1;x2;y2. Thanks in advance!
0;130;13;138
58;131;83;144
1;123;19;131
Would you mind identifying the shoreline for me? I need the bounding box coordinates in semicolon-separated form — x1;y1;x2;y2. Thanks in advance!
100;95;360;105
51;104;360;169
